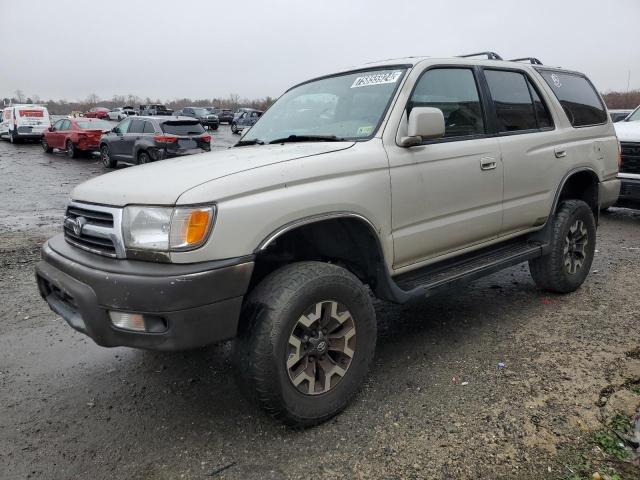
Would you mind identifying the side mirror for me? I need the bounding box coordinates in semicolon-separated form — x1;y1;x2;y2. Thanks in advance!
48;127;54;132
400;107;445;147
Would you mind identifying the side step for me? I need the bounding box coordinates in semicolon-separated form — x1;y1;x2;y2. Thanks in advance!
391;240;546;299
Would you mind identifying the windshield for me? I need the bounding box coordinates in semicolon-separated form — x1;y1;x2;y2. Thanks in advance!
192;108;208;116
77;120;111;130
239;67;407;144
627;107;640;122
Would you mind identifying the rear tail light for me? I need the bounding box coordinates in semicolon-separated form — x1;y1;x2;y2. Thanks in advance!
201;134;212;143
153;135;178;143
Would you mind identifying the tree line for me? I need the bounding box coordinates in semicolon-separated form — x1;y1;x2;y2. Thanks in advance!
3;88;640;114
3;90;276;115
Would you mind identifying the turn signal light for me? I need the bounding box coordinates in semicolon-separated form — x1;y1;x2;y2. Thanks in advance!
169;206;215;250
617;141;622;168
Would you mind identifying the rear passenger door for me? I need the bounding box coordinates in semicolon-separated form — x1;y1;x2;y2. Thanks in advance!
388;67;503;268
481;68;561;236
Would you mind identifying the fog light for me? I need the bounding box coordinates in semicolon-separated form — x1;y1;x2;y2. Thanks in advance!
109;311;146;331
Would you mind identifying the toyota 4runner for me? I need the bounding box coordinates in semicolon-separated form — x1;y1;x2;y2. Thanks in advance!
35;52;620;427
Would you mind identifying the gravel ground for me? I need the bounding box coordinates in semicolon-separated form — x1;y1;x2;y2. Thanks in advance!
0;129;639;480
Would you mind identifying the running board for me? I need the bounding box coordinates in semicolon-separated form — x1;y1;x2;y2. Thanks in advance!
388;240;546;301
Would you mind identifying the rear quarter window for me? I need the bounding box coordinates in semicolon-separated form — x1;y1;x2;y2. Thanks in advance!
161;121;204;135
538;70;607;127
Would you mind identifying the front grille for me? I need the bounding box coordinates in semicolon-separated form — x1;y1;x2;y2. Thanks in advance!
620;142;640;175
63;204;118;257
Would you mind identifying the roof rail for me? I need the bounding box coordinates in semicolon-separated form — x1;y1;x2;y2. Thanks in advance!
458;51;503;60
509;57;543;65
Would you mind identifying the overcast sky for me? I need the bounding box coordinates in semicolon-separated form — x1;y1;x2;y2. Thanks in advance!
0;0;638;102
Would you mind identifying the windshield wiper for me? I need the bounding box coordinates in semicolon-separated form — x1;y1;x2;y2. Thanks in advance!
235;139;265;146
268;134;345;144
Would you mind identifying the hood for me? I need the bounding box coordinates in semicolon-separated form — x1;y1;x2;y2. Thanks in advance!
614;121;640;142
72;142;355;206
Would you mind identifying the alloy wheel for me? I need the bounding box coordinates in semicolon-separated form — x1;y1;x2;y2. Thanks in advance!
101;146;110;167
286;300;356;395
563;219;588;274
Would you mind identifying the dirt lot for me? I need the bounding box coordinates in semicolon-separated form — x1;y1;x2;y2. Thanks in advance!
1;129;639;480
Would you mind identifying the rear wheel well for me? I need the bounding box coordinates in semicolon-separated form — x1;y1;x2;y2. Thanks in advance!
556;170;599;218
249;217;386;296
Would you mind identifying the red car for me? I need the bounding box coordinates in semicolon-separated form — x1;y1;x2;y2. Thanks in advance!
42;118;112;158
84;107;110;119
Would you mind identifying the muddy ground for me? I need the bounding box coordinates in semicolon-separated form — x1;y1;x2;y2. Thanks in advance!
0;128;639;480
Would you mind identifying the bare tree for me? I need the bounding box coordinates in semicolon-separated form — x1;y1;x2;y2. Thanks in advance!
86;93;100;105
14;89;25;103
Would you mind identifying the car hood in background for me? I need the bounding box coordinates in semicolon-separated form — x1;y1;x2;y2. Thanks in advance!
72;142;355;206
614;121;640;142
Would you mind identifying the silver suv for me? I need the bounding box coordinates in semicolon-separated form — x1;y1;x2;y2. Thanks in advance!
35;52;620;427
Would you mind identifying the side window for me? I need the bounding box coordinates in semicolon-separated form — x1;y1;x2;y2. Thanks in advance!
129;119;145;134
485;70;537;132
53;120;64;130
528;80;553;129
409;68;485;138
143;121;155;134
538;70;607;127
60;120;71;130
117;117;132;134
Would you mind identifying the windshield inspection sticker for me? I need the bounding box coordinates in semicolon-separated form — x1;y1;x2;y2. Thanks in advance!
357;125;374;136
551;73;562;88
351;71;403;88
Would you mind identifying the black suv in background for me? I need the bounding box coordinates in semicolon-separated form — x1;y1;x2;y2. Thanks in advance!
139;104;174;116
217;109;234;124
174;106;219;130
99;116;211;168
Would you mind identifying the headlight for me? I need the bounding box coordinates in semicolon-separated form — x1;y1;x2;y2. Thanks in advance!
122;205;215;252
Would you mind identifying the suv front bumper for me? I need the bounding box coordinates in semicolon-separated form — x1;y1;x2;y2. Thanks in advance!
35;234;254;351
617;175;640;207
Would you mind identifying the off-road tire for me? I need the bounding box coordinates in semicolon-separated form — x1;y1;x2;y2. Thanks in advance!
529;199;596;293
101;144;116;168
41;137;53;153
65;140;78;159
233;261;376;428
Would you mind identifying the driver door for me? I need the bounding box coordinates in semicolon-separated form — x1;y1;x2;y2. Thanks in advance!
387;67;504;268
110;117;132;158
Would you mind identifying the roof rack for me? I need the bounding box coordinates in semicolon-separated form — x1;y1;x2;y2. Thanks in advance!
458;51;503;60
509;57;543;65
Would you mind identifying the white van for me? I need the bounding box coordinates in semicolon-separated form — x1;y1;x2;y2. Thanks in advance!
0;104;51;143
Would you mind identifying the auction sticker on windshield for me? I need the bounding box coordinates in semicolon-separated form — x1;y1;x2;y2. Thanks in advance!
351;71;403;88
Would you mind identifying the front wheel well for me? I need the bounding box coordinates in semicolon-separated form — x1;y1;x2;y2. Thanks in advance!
249;217;388;297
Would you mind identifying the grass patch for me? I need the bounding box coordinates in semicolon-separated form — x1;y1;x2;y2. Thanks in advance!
593;430;629;461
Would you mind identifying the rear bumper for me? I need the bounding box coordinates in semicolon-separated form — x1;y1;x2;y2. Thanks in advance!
35;234;254;351
599;178;621;209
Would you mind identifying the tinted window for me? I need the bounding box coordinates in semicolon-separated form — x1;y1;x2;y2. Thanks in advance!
410;68;484;138
485;70;537;132
143;121;155;134
129;119;145;134
161;121;204;135
60;120;70;130
529;81;553;129
53;120;65;130
539;71;607;126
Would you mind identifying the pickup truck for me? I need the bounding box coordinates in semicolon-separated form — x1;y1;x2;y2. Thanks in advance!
36;53;620;427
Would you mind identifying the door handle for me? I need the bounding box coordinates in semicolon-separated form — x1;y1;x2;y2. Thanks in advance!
480;156;497;170
554;148;567;158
